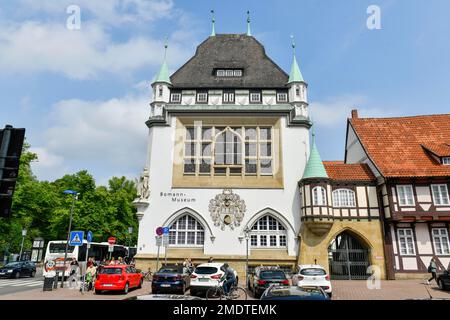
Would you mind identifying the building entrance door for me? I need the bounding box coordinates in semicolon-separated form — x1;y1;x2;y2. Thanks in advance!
328;232;370;280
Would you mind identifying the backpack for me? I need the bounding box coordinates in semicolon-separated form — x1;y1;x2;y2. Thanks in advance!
427;265;432;273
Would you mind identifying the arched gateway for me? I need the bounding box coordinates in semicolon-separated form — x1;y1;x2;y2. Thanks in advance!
328;231;371;280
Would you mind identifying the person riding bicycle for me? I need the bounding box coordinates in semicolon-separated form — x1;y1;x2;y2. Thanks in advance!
220;263;236;295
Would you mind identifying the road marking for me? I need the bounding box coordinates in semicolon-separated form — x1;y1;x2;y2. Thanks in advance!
11;281;43;287
0;279;44;288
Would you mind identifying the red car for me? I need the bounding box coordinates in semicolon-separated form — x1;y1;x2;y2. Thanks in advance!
94;265;143;294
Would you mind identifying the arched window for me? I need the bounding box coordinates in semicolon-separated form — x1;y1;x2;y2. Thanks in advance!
312;186;327;206
213;127;243;175
168;214;204;246
250;215;287;248
332;189;356;207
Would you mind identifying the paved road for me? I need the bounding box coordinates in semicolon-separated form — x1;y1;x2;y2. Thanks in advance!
0;267;44;296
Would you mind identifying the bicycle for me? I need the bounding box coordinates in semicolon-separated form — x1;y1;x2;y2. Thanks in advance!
206;280;247;300
142;268;153;282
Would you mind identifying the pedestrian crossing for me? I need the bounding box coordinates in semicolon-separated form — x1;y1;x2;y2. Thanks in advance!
0;278;43;288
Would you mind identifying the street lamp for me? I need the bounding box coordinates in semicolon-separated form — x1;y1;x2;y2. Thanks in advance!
19;229;27;261
61;189;78;288
244;226;251;287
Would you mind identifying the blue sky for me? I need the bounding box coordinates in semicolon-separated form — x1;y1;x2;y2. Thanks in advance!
1;0;449;185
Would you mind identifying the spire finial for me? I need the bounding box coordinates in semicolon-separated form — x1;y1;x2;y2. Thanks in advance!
246;10;251;36
211;10;216;36
311;118;315;145
163;36;168;60
290;34;296;56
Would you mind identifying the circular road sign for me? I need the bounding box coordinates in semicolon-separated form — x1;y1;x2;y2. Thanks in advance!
156;227;164;236
107;237;116;245
162;227;170;234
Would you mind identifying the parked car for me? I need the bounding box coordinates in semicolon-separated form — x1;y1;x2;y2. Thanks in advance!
189;263;238;296
292;264;332;297
0;261;36;279
248;266;289;298
127;294;203;300
152;265;191;294
437;269;450;291
260;285;330;300
94;265;143;294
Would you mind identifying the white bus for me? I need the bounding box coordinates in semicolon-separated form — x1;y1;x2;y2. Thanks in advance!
43;240;129;277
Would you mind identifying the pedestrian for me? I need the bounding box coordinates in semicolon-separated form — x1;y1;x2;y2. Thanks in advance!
427;256;438;285
118;257;124;265
68;258;79;288
85;263;97;291
109;258;116;265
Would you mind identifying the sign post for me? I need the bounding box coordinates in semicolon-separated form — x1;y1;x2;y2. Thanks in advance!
108;237;116;260
162;227;170;266
81;231;93;294
66;230;83;289
155;227;164;271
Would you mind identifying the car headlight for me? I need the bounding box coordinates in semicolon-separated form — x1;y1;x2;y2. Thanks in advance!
7;270;13;273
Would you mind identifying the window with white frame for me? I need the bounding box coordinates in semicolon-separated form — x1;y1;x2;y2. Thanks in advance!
332;189;356;207
170;93;181;103
312;186;327;206
397;228;415;255
277;92;288;103
431;184;450;205
432;228;450;255
249;92;261;103
196;92;208;103
250;215;287;248
158;86;163;97
223;91;235;103
183;126;273;177
215;69;243;77
396;185;415;206
168;214;205;246
443;157;450;165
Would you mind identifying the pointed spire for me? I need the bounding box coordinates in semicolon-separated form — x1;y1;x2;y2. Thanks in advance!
210;10;216;36
302;123;328;179
288;35;305;83
153;37;171;85
246;10;252;36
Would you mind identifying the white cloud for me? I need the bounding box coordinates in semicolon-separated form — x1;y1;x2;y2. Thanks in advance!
31;91;150;183
310;94;392;127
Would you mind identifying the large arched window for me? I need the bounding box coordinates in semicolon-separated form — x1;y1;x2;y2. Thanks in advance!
168;214;205;246
312;186;327;206
250;215;287;248
332;189;356;207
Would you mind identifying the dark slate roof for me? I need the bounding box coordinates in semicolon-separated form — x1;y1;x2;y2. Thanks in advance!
170;34;289;89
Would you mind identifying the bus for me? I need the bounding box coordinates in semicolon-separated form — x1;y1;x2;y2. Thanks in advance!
43;240;129;277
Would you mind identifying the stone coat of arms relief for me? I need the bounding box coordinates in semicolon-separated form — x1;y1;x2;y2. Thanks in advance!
208;189;246;230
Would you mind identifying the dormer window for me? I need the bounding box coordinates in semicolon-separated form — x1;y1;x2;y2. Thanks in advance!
170;92;181;103
223;91;235;103
277;91;288;103
215;69;243;77
197;92;208;103
249;91;261;103
443;157;450;165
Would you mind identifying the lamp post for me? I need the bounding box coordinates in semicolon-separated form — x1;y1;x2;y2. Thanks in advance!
19;229;27;261
61;189;78;288
244;227;251;286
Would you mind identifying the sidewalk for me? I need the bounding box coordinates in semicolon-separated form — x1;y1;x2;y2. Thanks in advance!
0;280;152;300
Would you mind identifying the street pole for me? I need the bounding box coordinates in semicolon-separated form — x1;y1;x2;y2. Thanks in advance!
156;236;161;271
81;243;90;294
244;227;250;286
19;229;27;261
61;191;77;288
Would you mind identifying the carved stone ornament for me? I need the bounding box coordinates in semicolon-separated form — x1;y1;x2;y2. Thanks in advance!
136;167;150;201
208;189;246;230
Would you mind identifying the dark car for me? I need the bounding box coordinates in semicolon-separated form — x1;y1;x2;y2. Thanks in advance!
260;285;330;300
0;261;36;279
127;294;202;300
437;269;450;291
248;266;289;298
152;265;191;294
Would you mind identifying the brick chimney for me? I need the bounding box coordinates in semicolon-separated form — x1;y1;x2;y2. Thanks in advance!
351;109;359;119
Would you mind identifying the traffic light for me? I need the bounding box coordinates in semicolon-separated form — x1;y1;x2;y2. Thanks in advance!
0;125;26;218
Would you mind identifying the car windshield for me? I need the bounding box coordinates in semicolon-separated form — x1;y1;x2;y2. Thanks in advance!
269;287;323;297
194;267;218;275
260;270;286;279
99;268;123;274
49;243;75;254
300;268;326;276
4;262;23;267
159;268;181;273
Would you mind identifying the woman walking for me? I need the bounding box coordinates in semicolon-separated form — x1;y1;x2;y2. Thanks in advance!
427;256;438;285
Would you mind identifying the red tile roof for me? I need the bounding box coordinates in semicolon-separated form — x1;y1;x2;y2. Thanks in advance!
350;114;450;177
422;143;450;157
323;161;376;181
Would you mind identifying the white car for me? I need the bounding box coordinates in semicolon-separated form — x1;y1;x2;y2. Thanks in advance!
189;263;238;296
292;265;332;297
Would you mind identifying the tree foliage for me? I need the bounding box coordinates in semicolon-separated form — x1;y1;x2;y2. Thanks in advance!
0;142;139;258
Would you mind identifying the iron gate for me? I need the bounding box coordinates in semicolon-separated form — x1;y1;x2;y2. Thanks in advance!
328;232;370;280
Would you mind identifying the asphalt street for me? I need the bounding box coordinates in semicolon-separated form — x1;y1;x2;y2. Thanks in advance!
0;267;44;296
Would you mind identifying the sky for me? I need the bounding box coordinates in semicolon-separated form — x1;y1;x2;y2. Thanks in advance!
1;0;450;185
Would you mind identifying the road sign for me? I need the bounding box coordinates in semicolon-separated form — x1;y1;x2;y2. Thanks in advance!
156;227;163;236
107;237;116;245
155;235;162;246
87;231;93;243
162;234;169;247
162;227;170;234
69;231;84;246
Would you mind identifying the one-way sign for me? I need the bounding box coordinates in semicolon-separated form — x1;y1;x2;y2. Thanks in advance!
69;231;84;246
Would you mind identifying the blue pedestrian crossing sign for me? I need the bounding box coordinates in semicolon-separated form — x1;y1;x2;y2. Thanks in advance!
162;227;170;234
69;231;84;246
87;231;93;243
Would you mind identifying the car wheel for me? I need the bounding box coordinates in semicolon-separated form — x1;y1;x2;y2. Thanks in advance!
123;283;129;294
30;271;36;278
181;282;186;294
94;289;100;295
190;289;196;296
138;279;143;289
14;272;20;279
